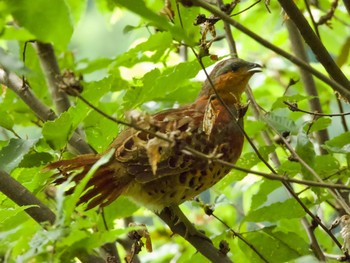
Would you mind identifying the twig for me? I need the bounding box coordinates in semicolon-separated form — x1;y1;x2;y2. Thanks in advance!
230;0;261;16
337;99;349;132
210;212;268;263
283;182;343;250
284;101;350;117
317;0;339;27
303;0;321;38
187;0;350;100
272;124;350;215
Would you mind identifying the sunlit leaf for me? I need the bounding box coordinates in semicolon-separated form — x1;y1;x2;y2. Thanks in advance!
0;110;14;130
114;0;194;45
241;226;309;262
115;31;173;67
314;155;340;177
245;198;305;222
9;0;73;48
304;117;331;133
218;145;275;187
42;112;73;150
324;132;350;154
0;205;37;224
250;180;281;211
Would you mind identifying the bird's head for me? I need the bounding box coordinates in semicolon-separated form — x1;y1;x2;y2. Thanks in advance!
199;58;261;104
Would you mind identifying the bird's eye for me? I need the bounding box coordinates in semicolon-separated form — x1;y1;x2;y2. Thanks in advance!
230;64;240;72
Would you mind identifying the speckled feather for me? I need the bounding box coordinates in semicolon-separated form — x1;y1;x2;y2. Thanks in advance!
47;58;261;211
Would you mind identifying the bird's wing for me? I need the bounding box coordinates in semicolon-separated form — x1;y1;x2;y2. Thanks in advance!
110;105;209;183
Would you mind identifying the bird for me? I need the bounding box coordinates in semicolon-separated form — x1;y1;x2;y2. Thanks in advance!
47;58;261;212
330;214;350;253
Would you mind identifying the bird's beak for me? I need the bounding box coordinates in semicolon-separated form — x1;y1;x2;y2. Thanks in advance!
247;63;262;73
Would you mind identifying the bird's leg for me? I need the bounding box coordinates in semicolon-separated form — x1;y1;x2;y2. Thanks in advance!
157;205;211;242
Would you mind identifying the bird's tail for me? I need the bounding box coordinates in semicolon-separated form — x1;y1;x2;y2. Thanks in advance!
46;154;129;210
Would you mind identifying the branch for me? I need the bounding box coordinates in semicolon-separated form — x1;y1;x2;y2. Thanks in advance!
34;42;71;113
0;170;55;225
157;206;233;263
187;0;350;100
0;69;94;155
0;170;107;263
278;0;350;94
343;0;350;15
285;16;329;154
0;70;56;121
301;218;326;261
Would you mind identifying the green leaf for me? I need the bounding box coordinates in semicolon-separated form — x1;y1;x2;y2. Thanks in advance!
13;167;50;192
123;60;201;107
102;196;139;221
42;112;73;150
278;160;301;177
323;132;350;153
9;0;73;48
218;145;275;187
0;138;37;173
19;152;53;168
1;26;35;41
295;132;315;180
263;111;298;134
0;110;14;130
115;31;173;67
241;226;309;262
245;198;305;222
336;36;350;67
77;58;113;74
314;155;339;177
114;0;194;45
250;180;281;211
0;205;37;224
144;60;201;95
304;117;331;133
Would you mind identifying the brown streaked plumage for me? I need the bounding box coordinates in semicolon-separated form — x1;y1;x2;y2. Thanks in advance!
47;58;261;211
